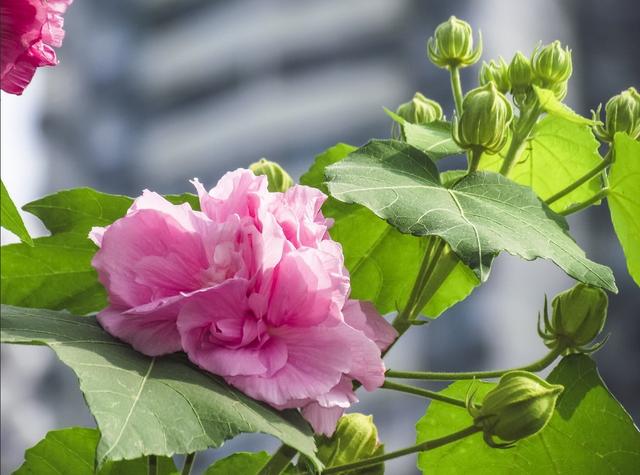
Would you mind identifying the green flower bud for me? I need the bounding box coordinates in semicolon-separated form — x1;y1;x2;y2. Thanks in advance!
427;16;482;69
479;57;511;94
594;87;640;142
468;371;563;447
532;40;573;87
453;82;513;154
539;283;608;354
508;52;533;94
315;413;384;475
396;92;444;125
249;159;294;192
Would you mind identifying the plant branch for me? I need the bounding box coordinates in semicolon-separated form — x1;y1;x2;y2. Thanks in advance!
449;66;464;115
181;453;196;475
558;188;609;216
499;103;542;176
320;425;480;474
386;346;563;381
148;456;157;475
545;152;612;205
381;380;467;407
258;444;297;475
468;147;483;173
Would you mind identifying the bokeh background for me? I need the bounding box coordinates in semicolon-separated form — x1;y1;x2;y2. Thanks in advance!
1;0;639;473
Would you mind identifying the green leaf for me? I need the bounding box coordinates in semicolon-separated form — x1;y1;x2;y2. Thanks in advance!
325;140;616;292
14;427;178;475
0;305;321;469
416;355;640;474
608;132;640;286
205;452;270;475
22;188;200;235
314;413;384;475
2;188;201;314
1;233;106;314
386;109;463;160
1;179;32;245
301;144;478;318
23;188;133;235
480;115;604;212
533;86;598;126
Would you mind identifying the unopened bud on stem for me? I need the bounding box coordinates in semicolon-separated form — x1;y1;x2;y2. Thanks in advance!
538;283;608;354
427;16;482;69
468;371;563;447
249;159;294;192
453;82;513;154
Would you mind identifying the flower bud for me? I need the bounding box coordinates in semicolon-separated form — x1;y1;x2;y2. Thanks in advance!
249;159;294;192
468;371;563;447
532;41;573;87
594;87;640;142
427;16;482;69
453;82;513;154
508;52;533;94
315;414;384;474
396;92;444;125
539;284;608;353
479;58;511;94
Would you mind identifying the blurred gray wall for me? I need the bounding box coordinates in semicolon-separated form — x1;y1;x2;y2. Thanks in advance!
2;1;638;474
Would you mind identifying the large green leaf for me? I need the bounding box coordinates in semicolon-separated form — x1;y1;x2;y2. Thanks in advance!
1;233;106;314
301;144;478;318
385;109;463;160
608;132;640;286
1;179;32;245
533;86;598;126
325;140;616;292
416;355;640;474
205;452;270;475
22;187;199;234
14;427;178;475
0;305;321;469
480;115;604;212
1;188;200;314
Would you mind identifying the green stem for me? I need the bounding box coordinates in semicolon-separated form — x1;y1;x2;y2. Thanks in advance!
390;238;443;336
381;380;467;407
385;346;563;381
148;456;157;475
321;426;480;474
258;445;297;475
468;147;483;173
449;66;464;115
558;188;609;216
181;453;196;475
499;104;542;176
545;152;612;205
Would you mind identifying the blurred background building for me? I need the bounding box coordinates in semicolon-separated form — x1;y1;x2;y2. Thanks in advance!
1;0;638;473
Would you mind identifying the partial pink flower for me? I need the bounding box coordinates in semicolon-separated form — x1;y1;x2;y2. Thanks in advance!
91;169;397;435
1;0;73;95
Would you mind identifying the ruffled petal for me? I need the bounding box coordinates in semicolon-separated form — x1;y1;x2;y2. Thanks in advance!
343;300;397;351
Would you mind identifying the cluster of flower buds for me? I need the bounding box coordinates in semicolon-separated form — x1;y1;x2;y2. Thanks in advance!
505;41;572;107
249;158;294;192
452;82;513;154
538;283;608;354
467;371;563;448
427;16;482;69
396;92;444;125
479;57;511;95
593;87;640;142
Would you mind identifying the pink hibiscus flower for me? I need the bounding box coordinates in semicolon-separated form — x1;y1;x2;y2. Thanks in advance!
90;169;397;435
1;0;73;95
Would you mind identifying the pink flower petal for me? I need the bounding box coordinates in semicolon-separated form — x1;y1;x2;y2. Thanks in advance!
1;0;73;95
343;300;398;351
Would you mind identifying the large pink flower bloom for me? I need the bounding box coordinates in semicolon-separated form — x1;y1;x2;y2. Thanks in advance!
1;0;73;95
90;169;397;435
